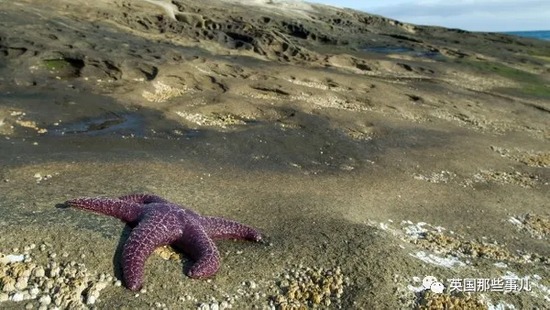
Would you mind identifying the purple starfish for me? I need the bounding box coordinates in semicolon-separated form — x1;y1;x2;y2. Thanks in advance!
65;194;262;291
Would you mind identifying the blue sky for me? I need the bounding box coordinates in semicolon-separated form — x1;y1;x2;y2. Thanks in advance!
309;0;550;32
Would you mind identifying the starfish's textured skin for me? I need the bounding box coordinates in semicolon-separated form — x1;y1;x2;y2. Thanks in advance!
66;194;262;291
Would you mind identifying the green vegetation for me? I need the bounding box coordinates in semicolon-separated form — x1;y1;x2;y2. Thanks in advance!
462;59;550;98
43;59;70;71
464;60;538;83
532;55;550;63
521;83;550;98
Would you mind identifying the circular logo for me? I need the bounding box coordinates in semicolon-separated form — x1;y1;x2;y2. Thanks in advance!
422;276;438;290
422;276;445;293
430;281;445;294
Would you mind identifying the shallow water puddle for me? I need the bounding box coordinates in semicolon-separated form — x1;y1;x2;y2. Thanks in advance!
362;46;442;58
45;113;144;137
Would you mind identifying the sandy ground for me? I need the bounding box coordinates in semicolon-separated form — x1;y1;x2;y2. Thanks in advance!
0;0;549;309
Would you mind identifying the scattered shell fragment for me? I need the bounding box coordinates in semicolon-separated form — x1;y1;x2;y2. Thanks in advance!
272;265;346;308
416;290;487;310
0;251;113;308
509;213;550;239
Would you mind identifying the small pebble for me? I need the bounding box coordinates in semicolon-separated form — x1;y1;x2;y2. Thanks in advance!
15;277;29;290
49;266;60;277
44;279;54;290
33;266;45;278
29;287;40;297
22;291;31;300
197;303;209;310
38;295;52;306
11;292;24;302
219;301;230;310
87;295;96;305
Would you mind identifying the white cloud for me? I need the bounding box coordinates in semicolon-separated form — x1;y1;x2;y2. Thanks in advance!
365;0;550;31
369;0;549;17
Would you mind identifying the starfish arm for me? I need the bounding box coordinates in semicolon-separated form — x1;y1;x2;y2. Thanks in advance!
122;212;183;291
199;216;262;241
173;222;220;279
66;198;144;223
118;194;168;204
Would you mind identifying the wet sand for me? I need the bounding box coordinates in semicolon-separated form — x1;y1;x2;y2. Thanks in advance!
0;0;549;309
